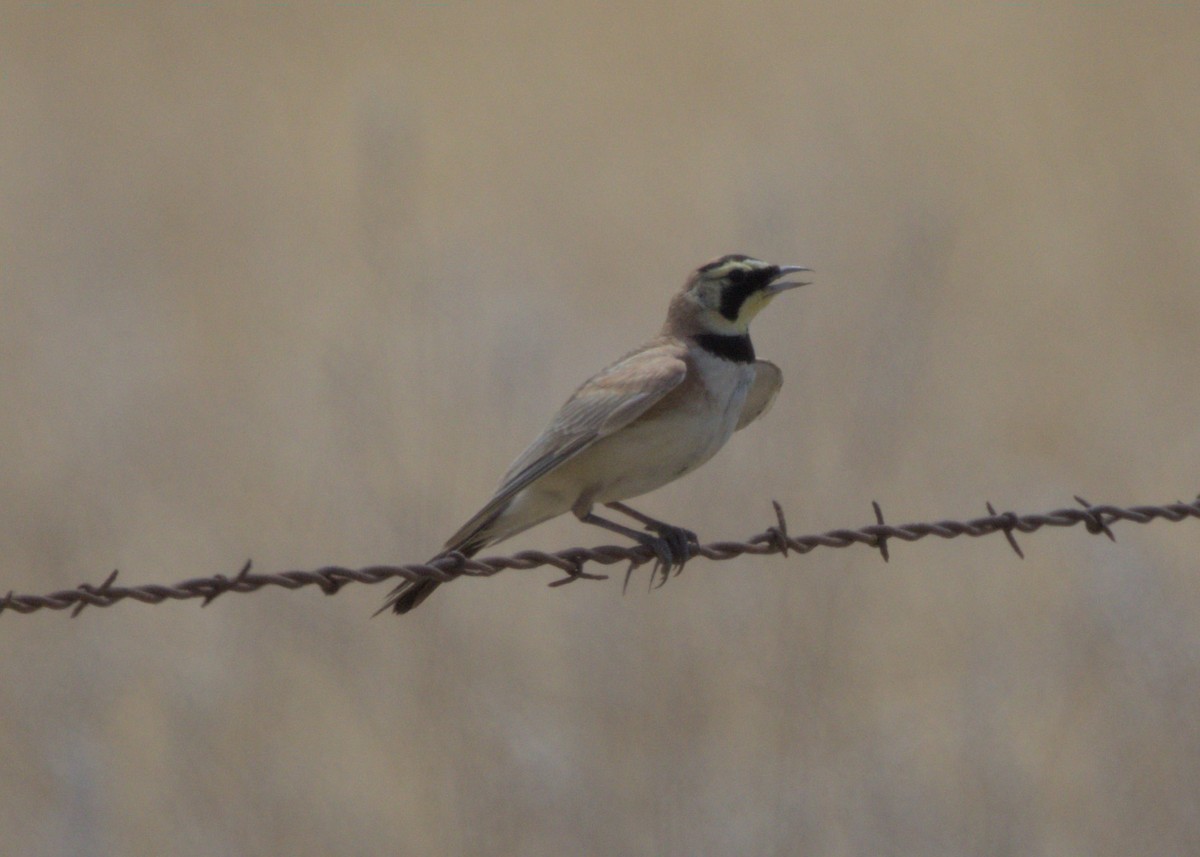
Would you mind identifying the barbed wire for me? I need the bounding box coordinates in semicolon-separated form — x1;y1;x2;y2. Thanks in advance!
2;494;1198;617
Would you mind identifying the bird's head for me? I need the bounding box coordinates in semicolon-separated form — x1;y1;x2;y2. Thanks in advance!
670;255;811;336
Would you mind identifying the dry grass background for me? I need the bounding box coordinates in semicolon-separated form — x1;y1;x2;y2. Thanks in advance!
3;4;1199;855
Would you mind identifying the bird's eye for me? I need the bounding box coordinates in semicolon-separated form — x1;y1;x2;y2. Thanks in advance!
726;268;747;285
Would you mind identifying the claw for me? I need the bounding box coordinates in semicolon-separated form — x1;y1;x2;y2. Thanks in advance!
581;504;696;593
637;532;675;578
625;531;674;590
634;525;696;588
651;524;694;577
622;560;638;595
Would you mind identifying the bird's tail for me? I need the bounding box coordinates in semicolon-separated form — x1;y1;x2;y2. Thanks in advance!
382;539;486;615
385;576;443;614
381;501;514;615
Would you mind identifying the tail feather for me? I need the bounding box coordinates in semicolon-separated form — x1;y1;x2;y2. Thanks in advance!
386;577;443;614
382;539;486;615
381;500;518;615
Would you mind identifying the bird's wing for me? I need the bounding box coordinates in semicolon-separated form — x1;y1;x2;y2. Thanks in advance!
735;360;783;431
441;340;689;550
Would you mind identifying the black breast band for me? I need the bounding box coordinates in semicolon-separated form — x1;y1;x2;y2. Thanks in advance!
694;333;755;363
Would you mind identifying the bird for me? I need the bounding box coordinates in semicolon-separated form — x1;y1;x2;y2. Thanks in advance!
382;254;811;614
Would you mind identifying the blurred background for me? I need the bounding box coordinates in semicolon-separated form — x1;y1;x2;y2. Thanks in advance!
3;4;1199;855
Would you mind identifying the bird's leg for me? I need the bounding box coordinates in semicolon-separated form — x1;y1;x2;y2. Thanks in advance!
605;501;699;545
604;501;698;582
575;509;677;579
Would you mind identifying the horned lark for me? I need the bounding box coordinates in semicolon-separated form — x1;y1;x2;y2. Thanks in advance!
384;254;810;613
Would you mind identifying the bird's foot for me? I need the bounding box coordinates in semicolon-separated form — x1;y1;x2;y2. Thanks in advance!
630;524;697;588
646;523;697;580
624;530;674;586
579;506;697;590
603;501;698;580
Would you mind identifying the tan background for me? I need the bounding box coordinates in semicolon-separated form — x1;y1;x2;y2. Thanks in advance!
3;4;1200;855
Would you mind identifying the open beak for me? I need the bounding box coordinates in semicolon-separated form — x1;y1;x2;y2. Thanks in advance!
766;265;813;294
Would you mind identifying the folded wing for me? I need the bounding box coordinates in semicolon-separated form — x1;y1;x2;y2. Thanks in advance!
736;360;783;431
442;340;689;550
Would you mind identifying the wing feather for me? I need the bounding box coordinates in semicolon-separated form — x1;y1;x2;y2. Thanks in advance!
442;340;689;550
736;360;783;430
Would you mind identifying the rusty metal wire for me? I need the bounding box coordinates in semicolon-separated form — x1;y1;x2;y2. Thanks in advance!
2;495;1198;617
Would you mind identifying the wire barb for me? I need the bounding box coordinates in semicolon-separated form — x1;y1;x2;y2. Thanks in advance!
71;569;120;618
544;550;608;587
1074;495;1117;542
2;493;1198;617
766;500;791;557
987;502;1025;559
873;501;892;561
202;560;254;607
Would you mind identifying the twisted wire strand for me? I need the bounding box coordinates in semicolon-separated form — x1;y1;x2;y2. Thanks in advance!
2;495;1198;617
